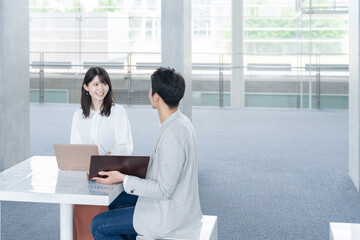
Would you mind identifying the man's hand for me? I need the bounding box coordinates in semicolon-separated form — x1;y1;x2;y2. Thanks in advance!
92;170;125;184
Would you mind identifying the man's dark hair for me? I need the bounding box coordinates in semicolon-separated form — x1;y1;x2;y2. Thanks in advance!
81;66;115;118
151;67;185;109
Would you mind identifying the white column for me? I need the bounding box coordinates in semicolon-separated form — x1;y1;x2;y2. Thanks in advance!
0;1;29;238
231;0;244;108
349;0;360;191
60;204;73;240
161;0;192;119
0;0;29;170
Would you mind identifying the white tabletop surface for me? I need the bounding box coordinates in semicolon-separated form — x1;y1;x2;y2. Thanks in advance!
0;156;123;206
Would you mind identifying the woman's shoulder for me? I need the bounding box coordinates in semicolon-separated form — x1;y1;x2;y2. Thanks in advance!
73;108;83;116
111;103;127;113
110;104;130;120
71;108;84;124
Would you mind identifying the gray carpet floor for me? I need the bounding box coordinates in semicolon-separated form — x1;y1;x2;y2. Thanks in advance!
1;104;359;240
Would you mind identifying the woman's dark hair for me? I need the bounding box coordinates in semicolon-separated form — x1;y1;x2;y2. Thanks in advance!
151;67;185;109
81;66;115;118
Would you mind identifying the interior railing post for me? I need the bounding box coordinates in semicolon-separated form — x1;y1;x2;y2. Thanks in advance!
219;53;224;108
316;54;321;109
39;52;44;104
127;52;132;105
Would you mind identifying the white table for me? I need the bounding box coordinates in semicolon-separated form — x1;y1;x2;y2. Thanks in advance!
0;156;123;240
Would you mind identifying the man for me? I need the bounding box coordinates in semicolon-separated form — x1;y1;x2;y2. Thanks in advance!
91;67;203;239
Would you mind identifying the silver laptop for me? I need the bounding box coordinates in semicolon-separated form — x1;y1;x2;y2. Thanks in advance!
53;144;99;171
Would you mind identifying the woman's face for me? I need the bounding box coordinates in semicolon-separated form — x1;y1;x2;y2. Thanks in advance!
83;75;109;103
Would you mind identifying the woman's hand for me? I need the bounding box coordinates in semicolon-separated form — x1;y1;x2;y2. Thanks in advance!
92;170;125;184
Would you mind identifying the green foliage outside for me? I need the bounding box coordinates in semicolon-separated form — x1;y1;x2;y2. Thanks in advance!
245;19;347;29
30;0;53;12
242;17;347;40
64;0;81;13
246;30;347;39
246;0;271;4
30;0;81;13
30;0;121;13
245;7;295;17
303;0;345;10
30;0;348;54
224;18;347;40
245;42;343;54
94;0;119;12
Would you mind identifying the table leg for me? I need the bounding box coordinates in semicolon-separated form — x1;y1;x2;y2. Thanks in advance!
60;203;73;240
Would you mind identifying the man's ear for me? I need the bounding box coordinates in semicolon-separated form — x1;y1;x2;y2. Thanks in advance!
153;92;160;102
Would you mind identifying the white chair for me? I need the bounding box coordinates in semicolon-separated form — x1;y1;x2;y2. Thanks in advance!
136;215;218;240
329;222;360;240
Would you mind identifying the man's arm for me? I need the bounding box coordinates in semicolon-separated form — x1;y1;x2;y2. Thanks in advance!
124;134;185;199
93;133;185;200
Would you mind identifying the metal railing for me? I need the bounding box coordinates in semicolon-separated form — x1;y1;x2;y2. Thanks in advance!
29;52;349;109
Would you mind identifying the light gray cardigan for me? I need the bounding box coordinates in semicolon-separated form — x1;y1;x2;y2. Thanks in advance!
124;110;203;239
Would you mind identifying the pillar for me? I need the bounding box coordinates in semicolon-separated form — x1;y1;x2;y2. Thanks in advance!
231;0;244;108
0;0;30;171
349;0;360;190
161;0;192;119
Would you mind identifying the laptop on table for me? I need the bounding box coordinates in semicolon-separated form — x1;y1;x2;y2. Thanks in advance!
53;144;99;171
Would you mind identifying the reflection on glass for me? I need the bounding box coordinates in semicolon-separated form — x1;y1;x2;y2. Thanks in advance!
55;168;120;196
30;157;59;193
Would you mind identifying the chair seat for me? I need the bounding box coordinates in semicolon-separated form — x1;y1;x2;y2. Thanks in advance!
136;215;218;240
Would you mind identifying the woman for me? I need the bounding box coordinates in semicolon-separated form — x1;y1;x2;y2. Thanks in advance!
70;66;136;240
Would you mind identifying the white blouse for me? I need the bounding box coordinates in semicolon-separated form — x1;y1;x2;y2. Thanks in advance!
70;104;133;155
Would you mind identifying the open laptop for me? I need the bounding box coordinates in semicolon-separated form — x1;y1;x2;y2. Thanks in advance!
89;155;150;180
53;144;99;171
